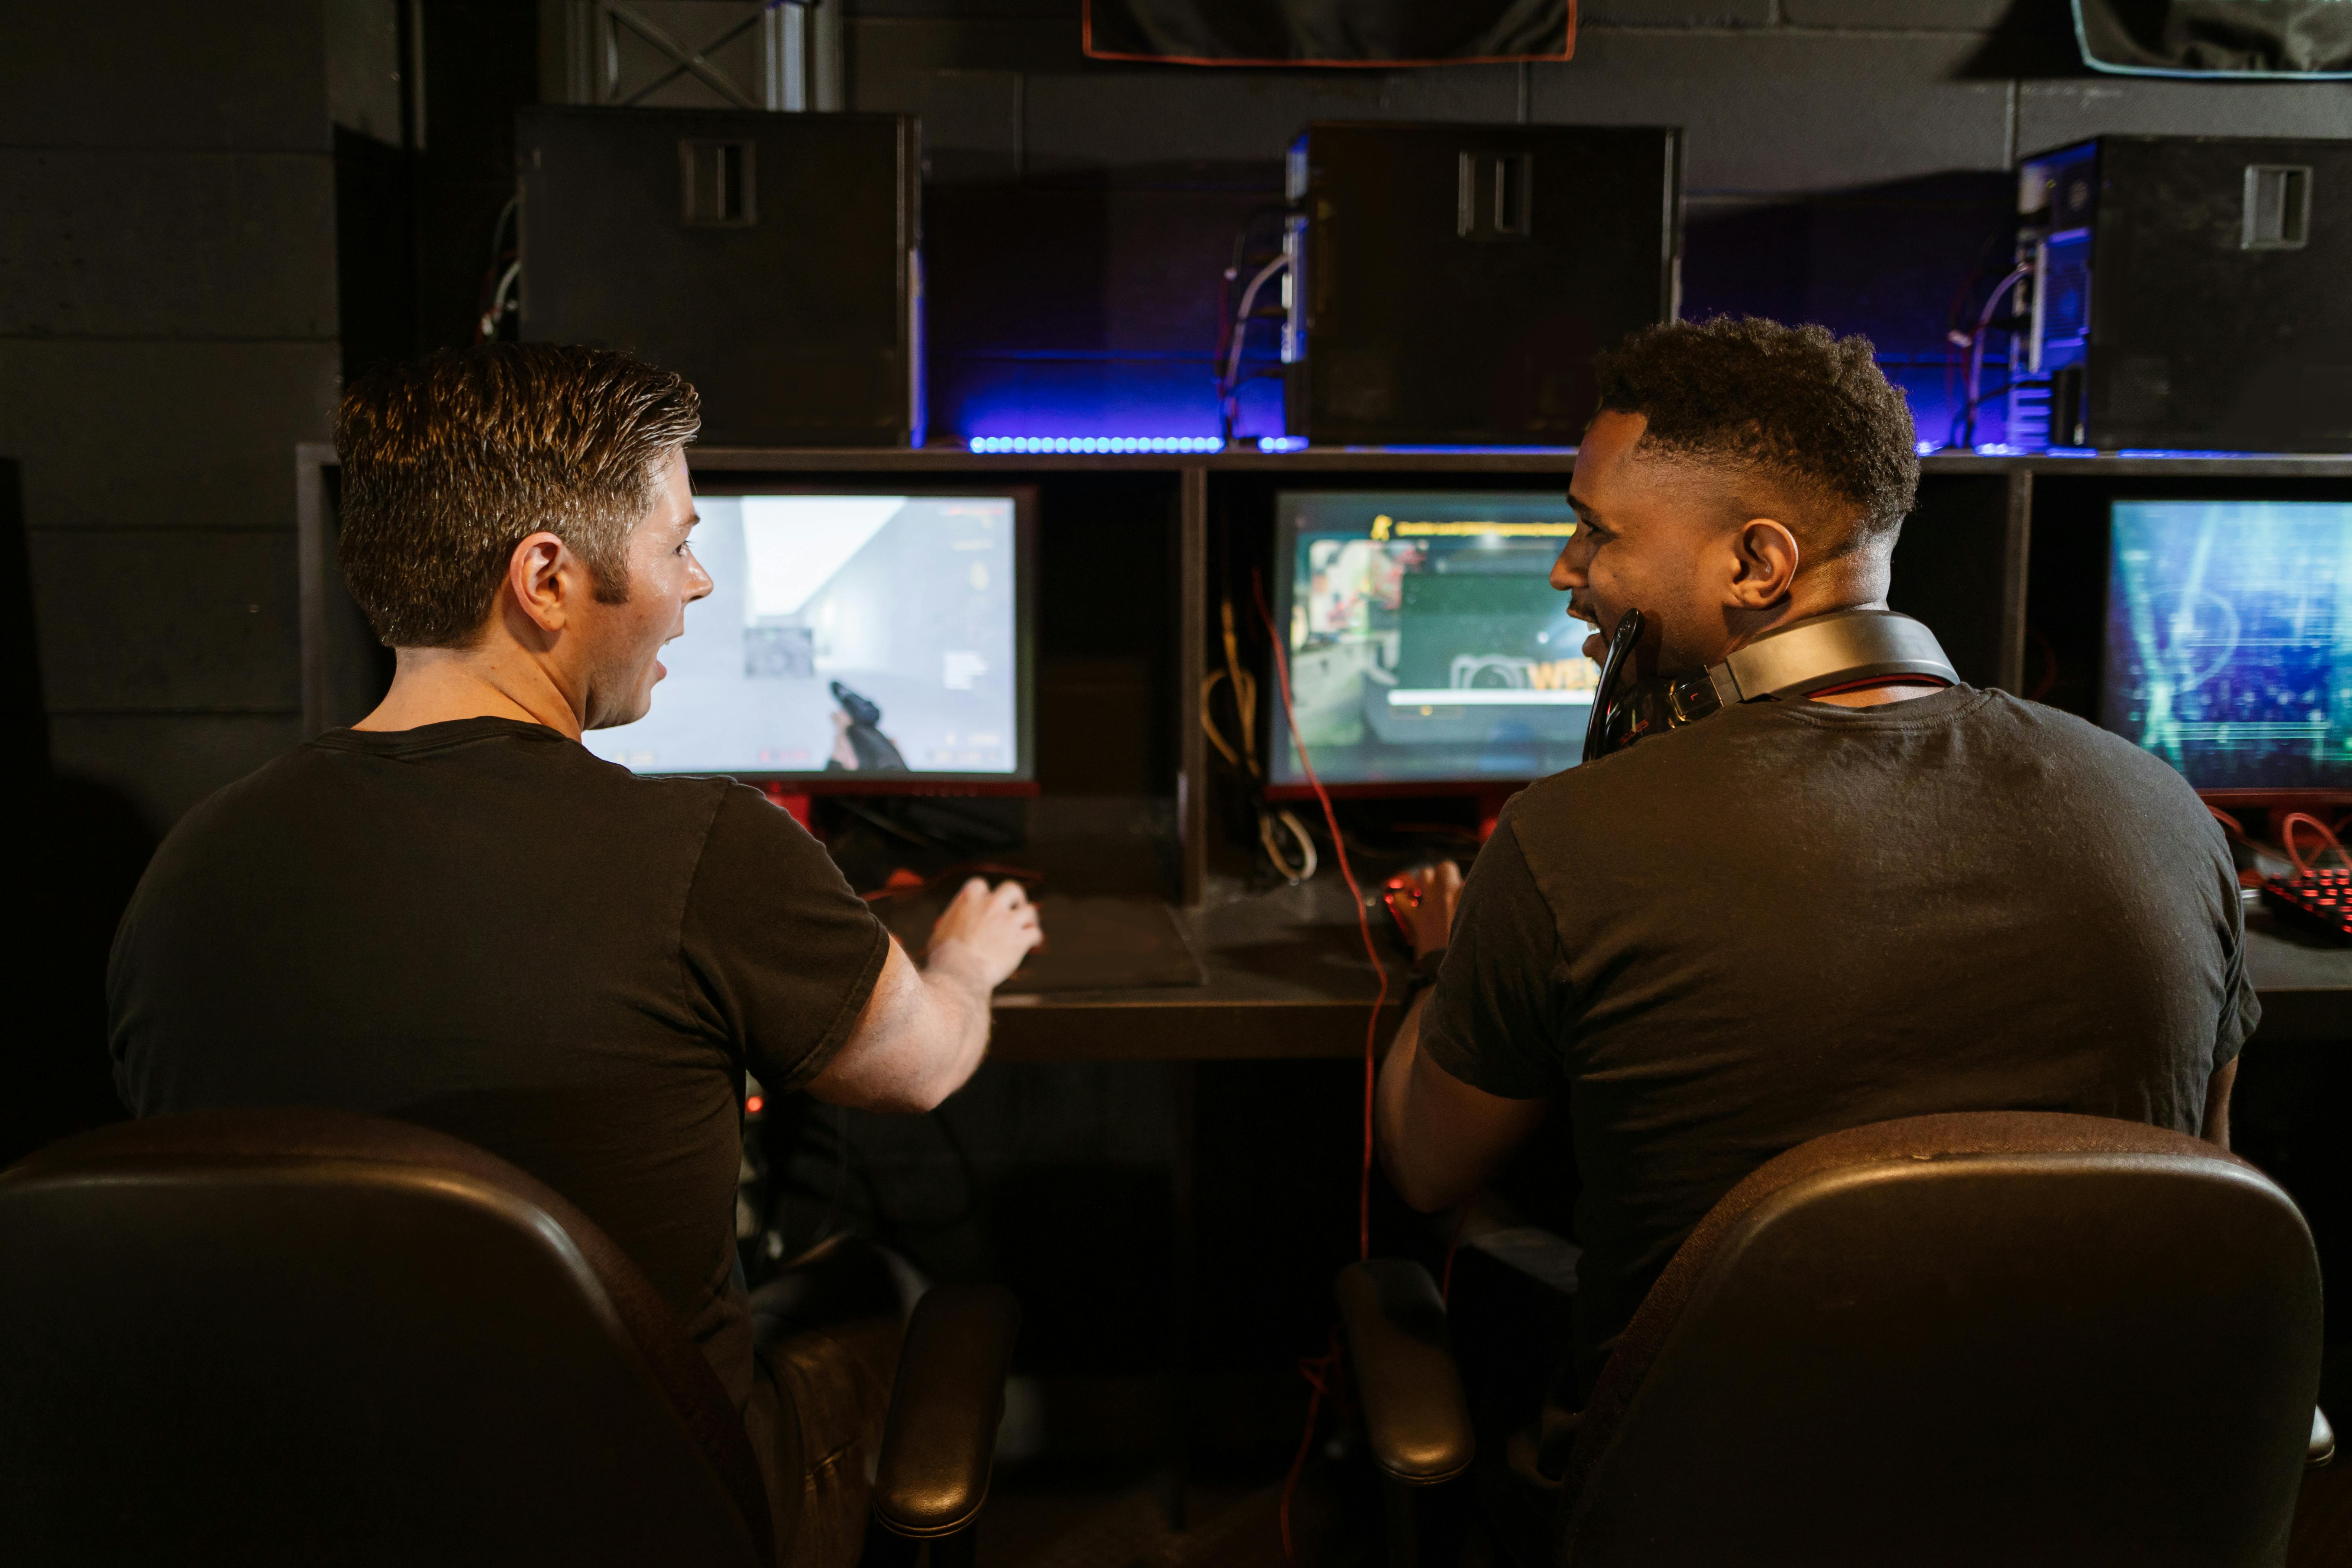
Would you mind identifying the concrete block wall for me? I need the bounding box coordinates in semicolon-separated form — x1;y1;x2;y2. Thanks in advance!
0;2;343;830
845;0;2352;443
3;1;2345;831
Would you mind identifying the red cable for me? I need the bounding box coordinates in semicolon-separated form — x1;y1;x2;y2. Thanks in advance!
1253;569;1387;1260
2282;811;2351;876
1256;569;1389;1567
2207;806;2267;890
1278;1332;1342;1567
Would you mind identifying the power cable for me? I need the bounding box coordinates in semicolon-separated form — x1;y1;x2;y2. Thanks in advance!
1219;253;1290;442
1948;262;2032;447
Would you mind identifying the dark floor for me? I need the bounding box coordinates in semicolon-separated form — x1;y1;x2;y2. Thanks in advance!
2293;1458;2352;1567
978;1480;1318;1568
969;1439;2352;1567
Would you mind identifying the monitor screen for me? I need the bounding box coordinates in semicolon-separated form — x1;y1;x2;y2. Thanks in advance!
2101;499;2352;791
584;491;1030;783
1268;490;1590;790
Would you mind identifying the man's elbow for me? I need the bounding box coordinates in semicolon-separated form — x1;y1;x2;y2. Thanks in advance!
851;1054;969;1114
890;1039;984;1114
806;1043;964;1115
858;1082;948;1116
1381;1142;1466;1214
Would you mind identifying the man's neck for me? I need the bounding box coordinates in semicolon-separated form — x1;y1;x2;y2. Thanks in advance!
1808;680;1944;709
1719;556;1940;709
354;645;585;738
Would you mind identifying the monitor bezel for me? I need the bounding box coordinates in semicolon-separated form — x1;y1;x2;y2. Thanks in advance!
632;479;1040;794
1263;485;1586;800
2098;493;2352;804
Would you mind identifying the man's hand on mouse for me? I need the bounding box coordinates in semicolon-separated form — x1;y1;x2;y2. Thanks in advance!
926;877;1044;989
1397;861;1464;961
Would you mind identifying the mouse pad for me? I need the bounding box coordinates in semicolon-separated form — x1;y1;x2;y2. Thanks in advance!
873;892;1205;993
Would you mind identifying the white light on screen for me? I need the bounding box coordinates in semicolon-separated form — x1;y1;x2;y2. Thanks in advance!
739;496;905;621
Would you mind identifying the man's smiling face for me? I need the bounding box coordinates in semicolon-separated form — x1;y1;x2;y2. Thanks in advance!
1553;410;1752;678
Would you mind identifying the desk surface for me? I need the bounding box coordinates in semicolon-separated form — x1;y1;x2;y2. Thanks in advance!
2242;908;2352;1044
989;870;1405;1060
986;874;2352;1060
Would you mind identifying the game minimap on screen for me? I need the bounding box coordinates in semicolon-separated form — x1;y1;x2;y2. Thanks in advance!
584;493;1024;780
2102;499;2352;791
1269;491;1591;788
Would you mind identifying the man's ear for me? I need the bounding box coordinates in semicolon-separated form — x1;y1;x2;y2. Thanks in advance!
1726;518;1801;610
505;531;575;635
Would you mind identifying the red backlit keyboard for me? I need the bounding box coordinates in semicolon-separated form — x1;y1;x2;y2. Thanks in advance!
2262;869;2352;941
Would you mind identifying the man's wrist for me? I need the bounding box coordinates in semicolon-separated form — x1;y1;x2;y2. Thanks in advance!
923;936;1005;996
1403;945;1448;998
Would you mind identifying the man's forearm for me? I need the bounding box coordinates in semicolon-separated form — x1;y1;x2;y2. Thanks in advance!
810;936;994;1113
2203;1056;2237;1151
912;940;997;1101
1375;993;1440;1207
1376;990;1551;1212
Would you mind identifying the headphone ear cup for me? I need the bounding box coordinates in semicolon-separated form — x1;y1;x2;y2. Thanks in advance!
1582;608;1647;764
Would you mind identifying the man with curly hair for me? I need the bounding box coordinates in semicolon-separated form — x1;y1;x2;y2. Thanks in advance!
1375;318;2253;1417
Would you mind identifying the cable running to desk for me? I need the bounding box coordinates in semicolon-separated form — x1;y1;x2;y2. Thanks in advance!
1255;567;1392;1568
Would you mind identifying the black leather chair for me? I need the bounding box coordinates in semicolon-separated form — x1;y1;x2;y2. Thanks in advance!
1342;1112;2330;1567
0;1108;1017;1567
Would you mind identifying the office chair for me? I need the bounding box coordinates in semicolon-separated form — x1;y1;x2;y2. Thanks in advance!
0;1108;1017;1567
1341;1111;2329;1567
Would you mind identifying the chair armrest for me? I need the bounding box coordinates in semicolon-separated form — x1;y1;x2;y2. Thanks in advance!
871;1283;1021;1539
1336;1259;1475;1486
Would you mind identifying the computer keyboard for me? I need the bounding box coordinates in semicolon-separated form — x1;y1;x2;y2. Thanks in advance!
2261;868;2352;941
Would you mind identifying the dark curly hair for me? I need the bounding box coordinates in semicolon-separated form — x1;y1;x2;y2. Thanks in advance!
1592;318;1919;558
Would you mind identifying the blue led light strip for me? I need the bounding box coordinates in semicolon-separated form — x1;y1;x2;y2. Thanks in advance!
967;435;1226;454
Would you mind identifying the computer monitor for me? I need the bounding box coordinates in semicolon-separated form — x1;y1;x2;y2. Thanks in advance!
2101;498;2352;792
1267;490;1590;793
583;489;1034;787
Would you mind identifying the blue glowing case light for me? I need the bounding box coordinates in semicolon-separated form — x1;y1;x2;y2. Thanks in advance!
968;435;1224;454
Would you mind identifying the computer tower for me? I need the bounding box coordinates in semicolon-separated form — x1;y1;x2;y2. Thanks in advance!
2016;136;2352;453
1281;122;1682;446
517;107;923;448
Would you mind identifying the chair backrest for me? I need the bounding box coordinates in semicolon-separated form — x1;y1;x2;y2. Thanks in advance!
0;1108;772;1568
1561;1112;2323;1568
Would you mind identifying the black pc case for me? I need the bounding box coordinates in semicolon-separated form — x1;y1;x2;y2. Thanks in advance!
2018;135;2352;453
517;107;923;448
1282;122;1682;446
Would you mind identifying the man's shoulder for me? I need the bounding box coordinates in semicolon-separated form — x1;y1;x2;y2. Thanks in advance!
1937;689;2210;805
164;724;758;861
1501;686;2202;847
1501;707;1747;838
1938;685;2120;748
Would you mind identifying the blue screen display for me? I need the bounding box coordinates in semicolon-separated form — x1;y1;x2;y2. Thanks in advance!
2102;499;2352;790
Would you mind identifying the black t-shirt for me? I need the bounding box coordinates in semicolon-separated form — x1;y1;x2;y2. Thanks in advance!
108;718;891;1408
1419;686;2258;1394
